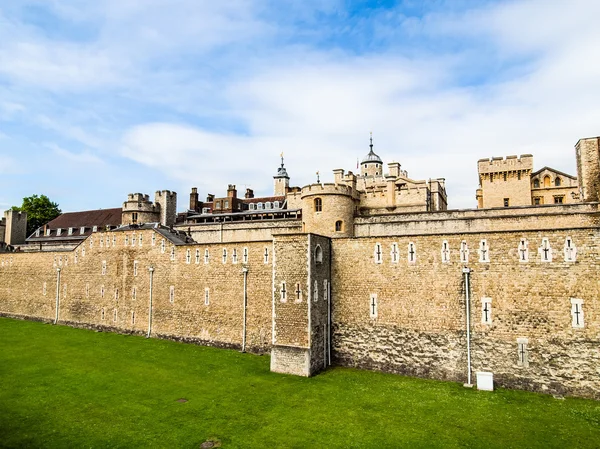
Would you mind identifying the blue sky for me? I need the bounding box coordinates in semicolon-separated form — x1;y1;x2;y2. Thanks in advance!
1;0;600;215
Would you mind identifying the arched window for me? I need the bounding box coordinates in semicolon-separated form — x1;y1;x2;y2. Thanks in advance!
555;177;562;187
533;178;540;188
335;220;343;232
315;245;323;264
544;175;551;187
314;198;322;212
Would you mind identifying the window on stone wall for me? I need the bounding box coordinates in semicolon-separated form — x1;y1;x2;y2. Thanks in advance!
335;220;343;232
102;260;107;275
555;177;562;187
518;239;529;262
369;293;378;319
152;233;156;246
100;236;104;248
224;200;229;209
125;235;129;246
295;283;302;303
113;309;118;322
314;280;318;302
132;235;136;246
205;287;210;305
132;287;136;300
139;234;143;246
553;196;564;204
314;198;322;212
544;175;551;187
315;245;323;264
195;249;200;264
115;288;119;301
478;240;489;263
161;239;166;253
133;260;138;276
570;298;584;328
112;236;116;247
460;240;469;264
390;243;399;263
264;247;269;264
169;286;175;303
101;308;105;320
74;251;78;264
564;237;577;262
170;246;176;261
243;247;248;264
222;248;227;264
517;338;529;367
539;238;552;262
441;241;450;263
186;249;191;264
280;282;287;302
131;311;135;325
323;280;328;302
481;297;492;324
533;197;542;205
408;242;416;263
232;248;238;264
533;178;539;188
503;198;509;207
132;212;138;223
100;285;104;298
204;249;210;264
374;243;383;264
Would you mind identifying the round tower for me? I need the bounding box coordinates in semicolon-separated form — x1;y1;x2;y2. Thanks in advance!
122;193;159;225
360;132;383;177
300;183;356;238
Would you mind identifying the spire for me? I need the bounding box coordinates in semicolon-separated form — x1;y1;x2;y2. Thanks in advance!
274;152;289;179
361;132;382;164
369;131;373;152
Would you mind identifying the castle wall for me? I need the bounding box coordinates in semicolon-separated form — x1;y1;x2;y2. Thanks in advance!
180;219;302;244
0;229;273;353
576;137;600;202
4;210;27;245
330;227;600;399
478;156;533;208
300;184;356;238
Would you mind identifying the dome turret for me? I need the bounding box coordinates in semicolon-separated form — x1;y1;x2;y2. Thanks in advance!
360;133;383;176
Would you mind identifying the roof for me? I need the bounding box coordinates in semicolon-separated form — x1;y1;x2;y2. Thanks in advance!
531;167;577;179
115;223;194;245
241;196;285;204
45;208;122;229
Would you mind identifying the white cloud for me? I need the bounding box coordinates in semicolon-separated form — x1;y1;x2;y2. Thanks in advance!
46;143;105;165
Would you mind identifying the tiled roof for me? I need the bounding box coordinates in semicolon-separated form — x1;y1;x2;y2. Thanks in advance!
241;196;285;204
27;208;123;242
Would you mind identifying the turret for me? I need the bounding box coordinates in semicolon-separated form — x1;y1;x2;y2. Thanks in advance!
274;153;290;196
575;137;600;202
360;133;383;177
300;183;357;238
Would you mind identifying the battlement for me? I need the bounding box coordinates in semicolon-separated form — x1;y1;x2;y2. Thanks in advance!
300;183;355;198
478;155;533;174
155;190;176;199
127;193;150;202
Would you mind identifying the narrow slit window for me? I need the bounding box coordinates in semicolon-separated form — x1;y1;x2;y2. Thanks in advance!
478;240;490;263
204;249;210;264
441;241;450;263
102;260;107;275
204;287;210;305
264;247;269;264
408;242;416;264
517;338;528;367
133;260;138;276
518;239;529;262
169;286;175;304
295;283;302;303
280;282;287;302
539;238;552;262
186;249;191;264
243;247;248;264
564;237;577;262
481;297;492;324
222;248;227;264
374;243;383;264
195;249;200;264
170;246;176;261
570;298;584;328
390;243;399;263
369;293;378;319
232;248;238;264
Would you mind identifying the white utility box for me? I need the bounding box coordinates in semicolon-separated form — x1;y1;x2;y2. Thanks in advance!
476;371;494;391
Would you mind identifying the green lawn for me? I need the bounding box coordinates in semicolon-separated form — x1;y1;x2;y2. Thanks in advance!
0;318;598;448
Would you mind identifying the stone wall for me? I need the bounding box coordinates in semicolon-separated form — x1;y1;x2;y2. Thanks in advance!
180;219;302;244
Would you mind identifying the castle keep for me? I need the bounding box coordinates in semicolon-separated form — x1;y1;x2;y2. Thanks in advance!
1;136;599;399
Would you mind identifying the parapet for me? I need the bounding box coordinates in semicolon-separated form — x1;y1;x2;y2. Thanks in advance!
127;193;150;202
300;183;356;199
478;154;533;174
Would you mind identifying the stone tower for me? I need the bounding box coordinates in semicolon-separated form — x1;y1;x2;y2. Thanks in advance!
154;190;177;227
360;133;383;177
575;137;600;203
274;154;290;196
300;183;357;238
3;210;27;245
476;155;533;208
122;193;159;225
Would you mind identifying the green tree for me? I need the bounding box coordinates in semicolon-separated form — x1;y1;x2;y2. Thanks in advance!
12;194;61;236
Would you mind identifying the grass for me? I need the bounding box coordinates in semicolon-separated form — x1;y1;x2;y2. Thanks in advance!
0;318;599;448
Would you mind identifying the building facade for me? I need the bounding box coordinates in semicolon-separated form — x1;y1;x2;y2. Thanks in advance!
0;136;599;400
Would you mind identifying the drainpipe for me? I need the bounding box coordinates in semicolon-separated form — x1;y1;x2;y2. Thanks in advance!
242;267;248;352
463;267;473;387
54;267;61;324
147;266;154;338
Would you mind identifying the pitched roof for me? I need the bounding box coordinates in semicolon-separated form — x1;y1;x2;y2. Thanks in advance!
45;208;122;229
531;167;577;179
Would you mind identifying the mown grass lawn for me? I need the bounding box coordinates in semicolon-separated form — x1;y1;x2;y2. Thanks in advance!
0;318;598;448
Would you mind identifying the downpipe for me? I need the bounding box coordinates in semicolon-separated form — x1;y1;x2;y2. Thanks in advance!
147;266;154;338
463;267;473;387
242;267;248;352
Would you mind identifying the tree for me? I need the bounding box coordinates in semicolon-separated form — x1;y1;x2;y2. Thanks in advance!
12;195;61;236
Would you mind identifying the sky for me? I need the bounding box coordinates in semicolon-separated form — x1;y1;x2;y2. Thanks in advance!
1;0;600;215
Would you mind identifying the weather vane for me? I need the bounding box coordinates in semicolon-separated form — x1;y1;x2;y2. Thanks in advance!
316;171;320;183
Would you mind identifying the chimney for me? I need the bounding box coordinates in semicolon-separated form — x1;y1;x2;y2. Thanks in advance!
245;188;254;199
190;187;199;212
206;194;215;202
227;184;237;198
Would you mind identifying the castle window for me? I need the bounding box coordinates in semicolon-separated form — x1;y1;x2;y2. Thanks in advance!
74;250;78;264
68;227;73;236
518;239;529;262
102;260;107;275
222;248;227;264
80;227;85;234
564;237;577;262
264;247;269;264
314;198;322;212
132;260;138;277
533;179;540;188
323;280;328;302
249;203;256;211
112;236;116;247
101;308;105;320
215;201;221;209
152;233;156;246
517;171;521;180
101;285;104;298
314;280;318;302
369;293;378;319
131;234;136;246
280;282;287;302
374;243;383;264
517;338;529;367
555;177;562;187
274;201;280;208
441;241;450;263
100;236;104;247
315;245;323;264
58;256;63;267
132;287;136;300
195;249;200;264
85;283;89;298
46;228;51;236
57;228;62;236
204;287;210;305
544;175;551;187
490;174;494;183
408;242;416;264
553;196;564;204
93;226;98;232
570;298;584;328
169;286;175;304
204;249;210;264
113;309;118;322
224;200;229;209
503;198;509;207
533;197;542;205
131;311;135;325
125;235;129;246
139;234;143;246
186;249;191;264
539;238;552;262
170;246;176;261
243;247;248;264
481;297;492;324
43;282;47;296
478;240;489;263
232;248;238;264
335;220;343;232
390;243;399;263
295;283;302;302
503;173;507;182
132;212;138;223
161;239;166;253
